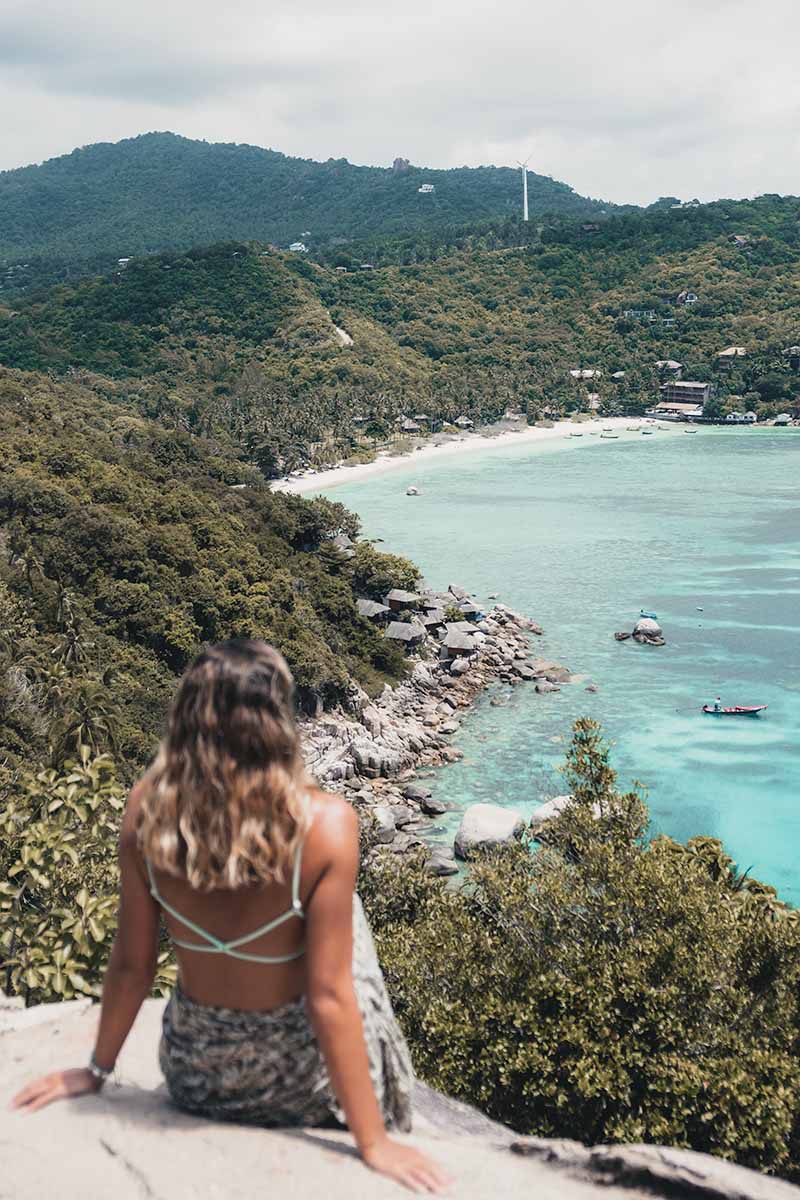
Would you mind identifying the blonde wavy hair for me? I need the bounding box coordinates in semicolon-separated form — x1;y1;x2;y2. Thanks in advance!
137;640;311;891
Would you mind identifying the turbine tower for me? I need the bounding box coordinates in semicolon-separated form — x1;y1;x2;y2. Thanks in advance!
517;152;533;222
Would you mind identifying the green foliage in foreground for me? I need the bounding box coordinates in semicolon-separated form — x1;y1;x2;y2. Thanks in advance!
0;749;176;1001
361;720;800;1179
3;718;800;1178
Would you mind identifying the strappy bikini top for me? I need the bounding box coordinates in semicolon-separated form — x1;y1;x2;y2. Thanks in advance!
145;840;306;964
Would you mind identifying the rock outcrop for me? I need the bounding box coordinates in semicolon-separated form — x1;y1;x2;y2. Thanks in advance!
454;804;525;860
3;999;796;1200
299;604;570;870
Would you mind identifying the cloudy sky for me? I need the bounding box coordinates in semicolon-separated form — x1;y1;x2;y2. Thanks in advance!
1;0;798;205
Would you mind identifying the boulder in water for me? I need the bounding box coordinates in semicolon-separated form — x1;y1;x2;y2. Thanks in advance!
454;803;525;860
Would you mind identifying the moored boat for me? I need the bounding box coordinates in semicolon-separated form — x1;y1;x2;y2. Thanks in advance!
702;705;767;717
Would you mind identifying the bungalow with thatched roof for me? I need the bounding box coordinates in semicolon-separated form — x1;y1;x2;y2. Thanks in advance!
458;600;483;622
455;415;474;429
385;621;425;650
400;418;421;434
442;630;476;659
420;609;446;631
384;589;420;612
357;598;391;623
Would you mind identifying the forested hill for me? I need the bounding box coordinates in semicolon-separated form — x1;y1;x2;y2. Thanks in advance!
0;132;616;294
2;194;800;465
0;366;420;773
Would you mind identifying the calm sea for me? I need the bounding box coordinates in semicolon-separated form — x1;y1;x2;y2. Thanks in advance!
322;428;800;902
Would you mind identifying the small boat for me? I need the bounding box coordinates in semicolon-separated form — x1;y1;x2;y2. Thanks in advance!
641;429;654;435
600;433;619;439
684;428;697;433
640;609;658;619
702;705;768;717
569;431;584;437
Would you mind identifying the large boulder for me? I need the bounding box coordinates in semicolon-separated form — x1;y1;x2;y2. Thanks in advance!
529;795;603;839
372;805;396;844
454;804;525;860
633;617;662;637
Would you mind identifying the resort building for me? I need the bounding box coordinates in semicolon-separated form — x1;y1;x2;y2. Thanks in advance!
289;242;308;253
569;368;602;380
655;359;683;375
400;418;421;434
676;290;698;306
418;183;435;194
455;416;474;429
783;346;800;370
658;380;713;408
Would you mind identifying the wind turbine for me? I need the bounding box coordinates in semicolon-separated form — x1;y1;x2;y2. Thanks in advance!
517;152;533;222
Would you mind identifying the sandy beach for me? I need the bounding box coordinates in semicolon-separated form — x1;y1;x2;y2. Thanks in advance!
272;416;638;494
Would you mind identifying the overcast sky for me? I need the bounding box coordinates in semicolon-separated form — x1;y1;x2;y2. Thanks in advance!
1;0;799;205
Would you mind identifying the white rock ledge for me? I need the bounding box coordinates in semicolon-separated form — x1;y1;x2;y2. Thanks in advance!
3;999;796;1200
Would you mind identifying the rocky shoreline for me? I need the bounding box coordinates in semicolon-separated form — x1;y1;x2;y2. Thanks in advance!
301;600;580;875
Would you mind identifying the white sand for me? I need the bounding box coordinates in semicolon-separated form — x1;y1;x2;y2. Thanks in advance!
272;417;641;494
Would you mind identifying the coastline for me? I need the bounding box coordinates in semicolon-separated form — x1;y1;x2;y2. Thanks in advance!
272;416;636;494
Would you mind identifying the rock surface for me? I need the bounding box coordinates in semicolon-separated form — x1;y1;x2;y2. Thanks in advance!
454;803;525;860
3;999;796;1200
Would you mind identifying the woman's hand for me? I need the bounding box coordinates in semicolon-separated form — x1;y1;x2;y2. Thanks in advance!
362;1135;453;1194
11;1068;103;1113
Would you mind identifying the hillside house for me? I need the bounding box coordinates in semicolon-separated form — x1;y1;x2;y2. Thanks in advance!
384;589;420;612
331;533;355;559
385;621;425;650
623;309;657;321
289;242;307;253
400;418;421;434
117;257;131;268
335;266;348;273
455;416;474;428
359;263;375;271
783;346;800;370
356;599;391;623
717;346;747;366
676;290;698;306
729;235;750;248
570;368;601;380
418;183;435;194
412;413;431;424
611;371;626;382
655;359;683;375
774;413;792;426
587;393;601;411
580;223;600;234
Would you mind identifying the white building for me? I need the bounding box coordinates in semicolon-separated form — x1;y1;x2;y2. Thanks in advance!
289;242;308;253
418;183;435;194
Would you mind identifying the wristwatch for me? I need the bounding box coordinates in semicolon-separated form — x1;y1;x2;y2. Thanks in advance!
88;1052;114;1084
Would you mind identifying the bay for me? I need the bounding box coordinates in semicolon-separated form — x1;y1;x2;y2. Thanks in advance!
321;427;800;902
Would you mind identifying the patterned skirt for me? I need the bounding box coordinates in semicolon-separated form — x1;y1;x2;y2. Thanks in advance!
159;895;414;1131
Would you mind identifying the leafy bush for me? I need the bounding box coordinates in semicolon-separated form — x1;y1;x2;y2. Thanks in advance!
0;749;176;1003
361;720;800;1179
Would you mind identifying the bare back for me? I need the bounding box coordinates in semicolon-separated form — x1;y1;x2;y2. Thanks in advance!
127;787;356;1013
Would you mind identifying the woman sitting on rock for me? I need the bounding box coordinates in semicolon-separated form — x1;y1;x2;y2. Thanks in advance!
13;640;450;1195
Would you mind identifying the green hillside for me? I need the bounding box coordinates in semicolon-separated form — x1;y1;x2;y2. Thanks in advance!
0;132;616;295
2;194;800;475
0;367;418;772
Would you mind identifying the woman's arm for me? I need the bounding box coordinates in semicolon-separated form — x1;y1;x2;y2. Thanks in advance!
304;798;451;1195
12;790;160;1112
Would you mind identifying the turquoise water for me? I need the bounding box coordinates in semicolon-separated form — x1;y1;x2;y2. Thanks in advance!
323;428;800;902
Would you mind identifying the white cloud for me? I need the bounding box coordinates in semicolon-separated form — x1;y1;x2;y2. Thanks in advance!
1;0;799;204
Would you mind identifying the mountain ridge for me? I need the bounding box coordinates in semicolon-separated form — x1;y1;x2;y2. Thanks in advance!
0;131;620;294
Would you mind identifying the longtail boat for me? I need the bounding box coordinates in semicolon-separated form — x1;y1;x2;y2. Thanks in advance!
702;705;767;717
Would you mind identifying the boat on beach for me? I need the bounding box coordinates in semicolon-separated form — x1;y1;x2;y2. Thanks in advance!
702;705;768;717
600;433;619;439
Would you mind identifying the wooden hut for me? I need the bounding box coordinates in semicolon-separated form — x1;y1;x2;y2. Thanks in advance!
384;589;420;613
385;621;425;650
356;598;391;624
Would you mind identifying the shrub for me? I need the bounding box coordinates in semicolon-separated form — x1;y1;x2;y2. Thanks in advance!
361;720;800;1179
0;748;175;1003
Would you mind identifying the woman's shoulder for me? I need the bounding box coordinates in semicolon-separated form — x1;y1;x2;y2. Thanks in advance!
306;787;358;841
